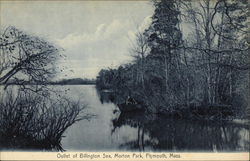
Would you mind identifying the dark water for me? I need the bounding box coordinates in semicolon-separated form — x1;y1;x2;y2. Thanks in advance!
60;85;249;152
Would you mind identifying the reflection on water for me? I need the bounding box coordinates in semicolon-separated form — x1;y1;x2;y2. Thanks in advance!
61;85;249;152
113;112;249;151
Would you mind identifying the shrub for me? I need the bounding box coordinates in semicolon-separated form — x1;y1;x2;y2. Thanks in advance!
0;88;90;151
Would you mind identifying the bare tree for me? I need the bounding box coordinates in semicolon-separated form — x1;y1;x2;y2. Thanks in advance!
131;31;150;88
183;0;249;105
0;26;60;89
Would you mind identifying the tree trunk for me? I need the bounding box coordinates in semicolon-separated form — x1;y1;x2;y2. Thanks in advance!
164;55;169;95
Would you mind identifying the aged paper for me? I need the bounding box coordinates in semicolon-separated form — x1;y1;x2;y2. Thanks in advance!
0;0;249;160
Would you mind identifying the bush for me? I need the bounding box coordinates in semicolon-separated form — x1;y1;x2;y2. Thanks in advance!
0;88;90;151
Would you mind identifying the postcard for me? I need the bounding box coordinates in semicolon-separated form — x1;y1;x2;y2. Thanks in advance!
0;0;249;160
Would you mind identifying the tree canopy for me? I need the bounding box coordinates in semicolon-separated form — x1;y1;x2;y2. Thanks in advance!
0;26;60;89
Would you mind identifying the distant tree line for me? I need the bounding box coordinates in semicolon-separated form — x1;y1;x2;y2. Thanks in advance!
51;78;96;85
0;77;96;85
96;0;249;117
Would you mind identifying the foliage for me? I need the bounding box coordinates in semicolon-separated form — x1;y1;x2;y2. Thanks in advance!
52;78;96;85
96;0;249;118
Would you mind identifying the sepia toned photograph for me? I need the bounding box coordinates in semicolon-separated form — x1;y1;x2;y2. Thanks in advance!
0;0;249;158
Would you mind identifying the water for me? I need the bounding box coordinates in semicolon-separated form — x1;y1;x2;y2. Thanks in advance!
57;85;249;152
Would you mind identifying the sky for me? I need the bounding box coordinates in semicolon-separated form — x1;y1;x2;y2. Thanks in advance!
0;1;154;79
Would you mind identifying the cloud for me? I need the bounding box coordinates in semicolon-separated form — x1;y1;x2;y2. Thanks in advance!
1;1;154;79
56;19;129;49
53;11;153;79
54;19;136;78
138;16;152;32
127;16;152;45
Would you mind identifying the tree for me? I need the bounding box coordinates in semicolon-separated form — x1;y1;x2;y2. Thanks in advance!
96;0;249;117
145;0;183;105
183;0;249;105
0;26;60;89
131;31;150;88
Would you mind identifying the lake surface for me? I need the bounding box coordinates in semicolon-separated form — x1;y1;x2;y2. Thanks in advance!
55;85;249;152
